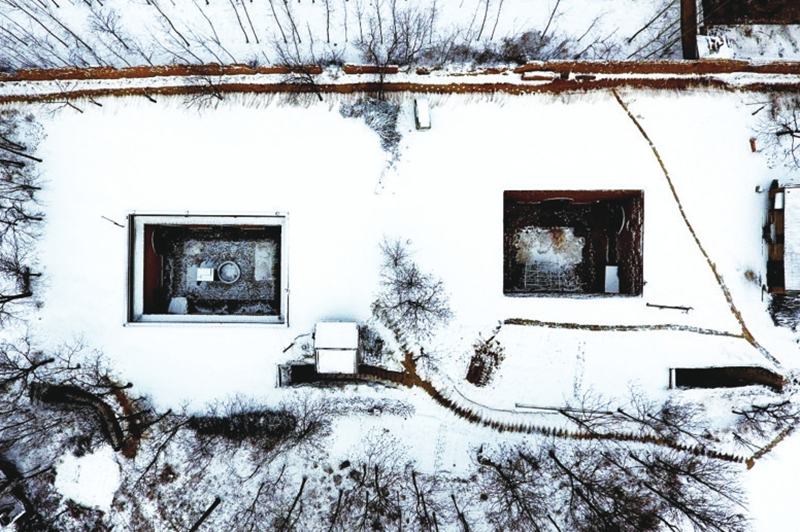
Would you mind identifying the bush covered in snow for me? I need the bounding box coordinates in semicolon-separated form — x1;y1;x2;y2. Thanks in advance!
769;292;800;330
340;98;402;156
188;410;297;443
466;328;506;387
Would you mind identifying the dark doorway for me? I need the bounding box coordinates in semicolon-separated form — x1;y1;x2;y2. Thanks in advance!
673;367;783;392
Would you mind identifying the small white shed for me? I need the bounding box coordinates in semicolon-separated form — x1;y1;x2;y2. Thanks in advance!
314;322;359;374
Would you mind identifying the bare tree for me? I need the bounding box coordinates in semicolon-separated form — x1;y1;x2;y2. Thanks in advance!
547;444;664;532
373;237;452;343
87;6;137;68
558;389;618;434
617;386;709;446
331;432;409;531
271;0;348;104
191;0;238;63
625;0;682;59
401;469;450;531
0;110;43;324
475;443;554;531
734;397;800;439
183;74;225;109
0;338;61;457
273;33;325;102
230;474;280;532
756;94;800;169
557;387;711;449
622;448;748;532
271;476;307;532
476;439;749;532
355;2;435;98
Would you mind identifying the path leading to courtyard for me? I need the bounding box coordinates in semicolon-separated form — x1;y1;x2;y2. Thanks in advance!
614;89;779;366
367;307;754;466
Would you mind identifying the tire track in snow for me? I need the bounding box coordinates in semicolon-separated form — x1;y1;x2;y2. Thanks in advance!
504;318;744;338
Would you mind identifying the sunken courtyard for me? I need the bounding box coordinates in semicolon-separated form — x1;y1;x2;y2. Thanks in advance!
128;215;287;324
504;190;644;296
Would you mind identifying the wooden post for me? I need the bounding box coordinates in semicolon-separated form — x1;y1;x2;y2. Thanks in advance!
681;0;698;59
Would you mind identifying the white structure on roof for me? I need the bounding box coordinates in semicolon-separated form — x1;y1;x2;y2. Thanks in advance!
604;265;620;294
315;322;359;374
781;187;800;291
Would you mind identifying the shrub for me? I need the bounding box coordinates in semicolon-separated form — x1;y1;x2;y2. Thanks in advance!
339;97;402;155
188;410;296;443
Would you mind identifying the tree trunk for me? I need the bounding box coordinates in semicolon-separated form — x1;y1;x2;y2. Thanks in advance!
188;497;221;532
680;0;697;59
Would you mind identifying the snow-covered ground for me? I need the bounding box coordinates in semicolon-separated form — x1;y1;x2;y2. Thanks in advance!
748;427;800;530
2;0;798;72
54;445;121;513
26;88;787;404
13;86;800;529
0;0;680;70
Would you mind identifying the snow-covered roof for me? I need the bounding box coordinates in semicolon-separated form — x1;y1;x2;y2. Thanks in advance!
315;322;358;350
315;323;359;374
783;187;800;290
316;349;358;374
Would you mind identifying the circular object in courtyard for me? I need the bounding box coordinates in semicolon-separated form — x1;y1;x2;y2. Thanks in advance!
217;261;241;284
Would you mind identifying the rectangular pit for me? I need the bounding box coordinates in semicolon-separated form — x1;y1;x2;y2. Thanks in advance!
128;214;287;324
503;190;644;296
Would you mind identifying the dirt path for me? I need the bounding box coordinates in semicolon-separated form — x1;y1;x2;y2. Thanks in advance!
5;59;800;82
366;308;749;464
612;89;780;367
4;60;800;104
